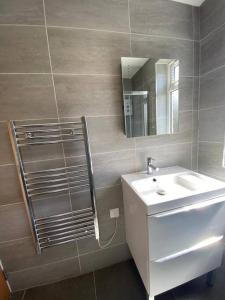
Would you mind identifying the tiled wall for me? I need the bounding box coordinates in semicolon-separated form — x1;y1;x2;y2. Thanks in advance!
198;0;225;179
0;0;199;291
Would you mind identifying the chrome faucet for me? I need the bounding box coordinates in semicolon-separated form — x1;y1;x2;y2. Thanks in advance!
147;157;159;175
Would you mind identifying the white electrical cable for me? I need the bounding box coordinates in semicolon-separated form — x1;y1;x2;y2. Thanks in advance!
97;218;118;249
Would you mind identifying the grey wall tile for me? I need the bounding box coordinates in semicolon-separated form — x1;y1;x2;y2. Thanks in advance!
71;190;92;212
134;111;193;148
0;237;77;272
200;0;223;23
192;143;198;171
193;7;200;41
45;0;129;32
54;75;123;118
0;74;57;120
198;142;225;179
92;150;136;188
200;66;225;109
0;203;30;241
95;185;124;220
179;77;194;112
193;76;199;110
95;260;146;300
0;122;14;165
87;116;135;154
0;26;50;73
8;257;81;291
20;141;64;163
23;273;96;300
77;217;126;255
201;25;225;75
0;164;22;205
72;185;124;218
32;195;71;218
0;0;44;25
135;143;193;171
199;106;225;143
130;0;193;40
79;243;131;274
200;1;225;39
131;34;194;77
48;27;130;74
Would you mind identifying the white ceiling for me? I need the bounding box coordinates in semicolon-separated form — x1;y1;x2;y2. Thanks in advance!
170;0;205;6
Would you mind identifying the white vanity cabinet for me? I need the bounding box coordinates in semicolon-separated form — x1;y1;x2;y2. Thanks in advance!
121;167;225;299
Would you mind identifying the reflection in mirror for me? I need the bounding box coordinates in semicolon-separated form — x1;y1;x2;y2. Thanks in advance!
121;57;179;138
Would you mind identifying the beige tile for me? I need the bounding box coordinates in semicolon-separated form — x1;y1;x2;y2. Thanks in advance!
0;164;22;205
77;217;126;255
131;34;194;77
135;143;193;171
71;190;92;211
0;0;44;25
198;142;225;180
0;203;31;241
87;116;135;154
79;243;131;274
199;106;225;143
55;75;123;118
0;74;57;120
0;122;14;165
201;26;225;75
179;76;194;112
0;26;50;73
8;257;81;291
130;0;193;40
92;150;136;188
0;237;77;272
45;0;129;32
95;185;124;220
32;194;71;218
48;27;130;74
135;111;193;148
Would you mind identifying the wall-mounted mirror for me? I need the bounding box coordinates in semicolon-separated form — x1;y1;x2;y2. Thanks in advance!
121;57;180;138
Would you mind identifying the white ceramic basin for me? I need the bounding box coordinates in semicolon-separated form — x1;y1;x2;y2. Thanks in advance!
121;166;225;215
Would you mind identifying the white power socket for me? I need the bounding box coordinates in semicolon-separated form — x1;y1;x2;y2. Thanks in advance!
110;208;120;219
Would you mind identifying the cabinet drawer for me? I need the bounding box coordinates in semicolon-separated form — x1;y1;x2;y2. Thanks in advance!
148;197;225;260
150;239;224;296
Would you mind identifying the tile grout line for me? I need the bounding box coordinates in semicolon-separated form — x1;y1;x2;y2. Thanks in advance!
0;22;197;42
191;6;195;170
127;0;132;56
42;0;82;273
93;272;98;300
21;289;26;300
7;241;127;276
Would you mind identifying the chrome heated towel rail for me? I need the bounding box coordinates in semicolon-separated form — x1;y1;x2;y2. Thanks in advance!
8;117;99;254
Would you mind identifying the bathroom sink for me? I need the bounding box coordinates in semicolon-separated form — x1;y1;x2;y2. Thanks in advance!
121;166;225;215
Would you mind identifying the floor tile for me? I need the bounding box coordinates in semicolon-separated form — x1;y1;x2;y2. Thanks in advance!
11;291;24;300
23;273;95;300
95;260;146;300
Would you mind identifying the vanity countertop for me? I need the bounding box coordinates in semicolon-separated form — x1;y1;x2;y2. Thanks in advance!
121;166;225;215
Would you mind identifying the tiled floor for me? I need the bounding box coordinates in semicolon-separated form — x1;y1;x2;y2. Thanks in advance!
11;259;225;300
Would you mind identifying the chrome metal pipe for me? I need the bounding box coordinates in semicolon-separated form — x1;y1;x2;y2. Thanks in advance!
15;121;82;128
17;138;84;147
35;207;93;222
24;164;87;176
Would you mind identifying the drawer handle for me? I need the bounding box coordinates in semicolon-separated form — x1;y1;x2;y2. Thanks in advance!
153;197;225;218
154;236;223;263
